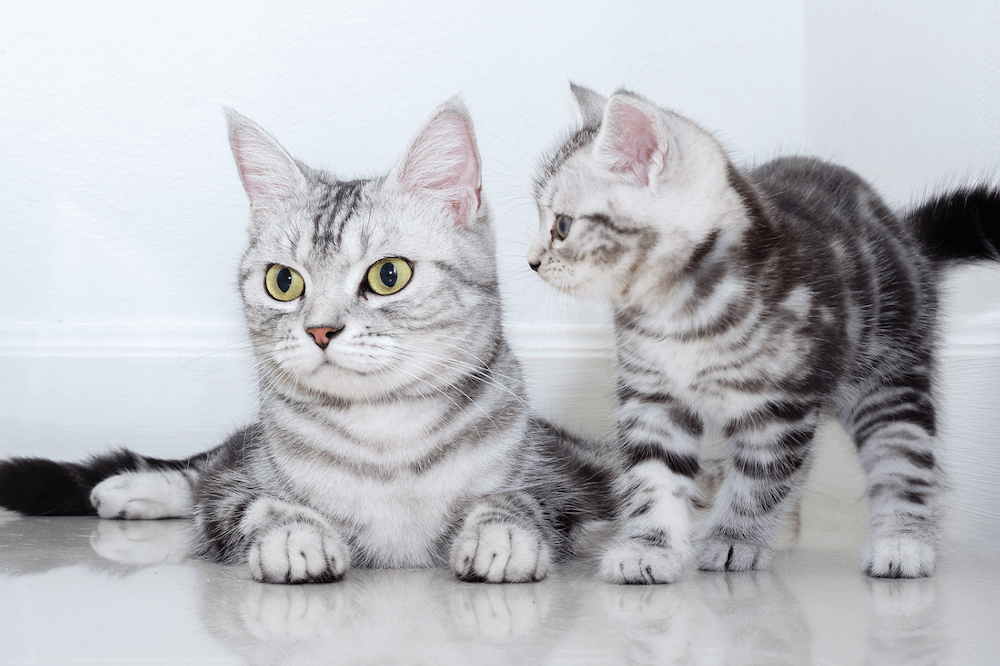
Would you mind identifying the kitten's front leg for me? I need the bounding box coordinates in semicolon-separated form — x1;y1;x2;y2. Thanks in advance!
450;492;551;583
601;392;704;584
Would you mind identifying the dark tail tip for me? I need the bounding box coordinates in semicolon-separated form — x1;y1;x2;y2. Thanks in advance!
0;458;97;516
908;186;1000;263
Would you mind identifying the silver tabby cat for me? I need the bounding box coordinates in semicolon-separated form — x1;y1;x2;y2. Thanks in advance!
528;84;1000;583
0;101;611;583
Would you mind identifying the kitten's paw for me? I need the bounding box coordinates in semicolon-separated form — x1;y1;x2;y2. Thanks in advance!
600;534;689;584
91;471;194;519
450;521;550;583
250;521;350;584
860;536;935;578
695;534;771;572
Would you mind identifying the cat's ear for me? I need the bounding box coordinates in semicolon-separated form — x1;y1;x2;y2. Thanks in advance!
226;109;308;209
390;100;482;227
568;83;607;127
591;93;668;187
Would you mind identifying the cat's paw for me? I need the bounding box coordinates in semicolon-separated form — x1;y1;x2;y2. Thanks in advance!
249;521;350;584
450;521;550;583
860;535;935;578
600;535;690;584
91;471;194;519
695;534;772;572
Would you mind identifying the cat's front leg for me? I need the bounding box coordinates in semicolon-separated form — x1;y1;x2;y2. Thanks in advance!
450;492;551;583
243;498;350;584
199;491;350;584
601;391;704;584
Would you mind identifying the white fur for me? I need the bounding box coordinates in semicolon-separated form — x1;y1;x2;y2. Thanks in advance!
91;470;195;519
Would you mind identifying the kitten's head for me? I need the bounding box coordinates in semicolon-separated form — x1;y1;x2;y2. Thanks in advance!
528;85;743;305
228;102;500;402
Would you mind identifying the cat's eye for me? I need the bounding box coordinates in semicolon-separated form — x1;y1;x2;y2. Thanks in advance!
553;214;574;240
366;257;413;296
265;264;305;301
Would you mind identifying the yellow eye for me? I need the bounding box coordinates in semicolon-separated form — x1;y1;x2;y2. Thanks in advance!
366;258;413;296
265;264;305;301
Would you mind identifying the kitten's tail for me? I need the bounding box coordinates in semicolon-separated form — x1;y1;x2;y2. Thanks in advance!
908;186;1000;263
0;448;215;516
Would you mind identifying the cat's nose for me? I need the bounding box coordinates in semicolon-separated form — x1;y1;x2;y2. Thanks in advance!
306;326;342;350
528;260;541;272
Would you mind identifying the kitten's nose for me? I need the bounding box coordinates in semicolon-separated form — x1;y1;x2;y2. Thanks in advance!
528;260;541;272
306;326;342;350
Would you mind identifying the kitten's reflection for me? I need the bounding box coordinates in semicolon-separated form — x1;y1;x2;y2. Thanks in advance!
6;517;950;666
863;577;944;666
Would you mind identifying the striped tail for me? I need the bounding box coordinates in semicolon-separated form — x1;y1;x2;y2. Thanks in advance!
0;448;214;517
908;186;1000;263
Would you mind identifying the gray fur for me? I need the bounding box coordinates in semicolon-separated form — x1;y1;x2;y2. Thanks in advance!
0;102;614;584
529;85;1000;583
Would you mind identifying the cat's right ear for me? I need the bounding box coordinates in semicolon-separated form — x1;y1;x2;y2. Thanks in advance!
390;100;482;227
568;83;607;127
591;93;669;188
226;109;308;211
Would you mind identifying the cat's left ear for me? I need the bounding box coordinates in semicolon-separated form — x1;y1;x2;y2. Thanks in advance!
591;93;668;188
568;82;607;127
390;100;482;227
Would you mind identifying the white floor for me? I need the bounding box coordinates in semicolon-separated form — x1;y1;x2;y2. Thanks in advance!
0;511;996;665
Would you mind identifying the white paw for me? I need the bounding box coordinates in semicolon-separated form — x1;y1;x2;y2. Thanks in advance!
451;521;550;583
249;521;350;584
695;534;772;572
861;535;935;578
90;471;194;519
600;534;690;584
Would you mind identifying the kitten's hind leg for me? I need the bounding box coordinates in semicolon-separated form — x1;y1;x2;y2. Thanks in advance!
450;491;552;583
695;401;820;572
842;372;939;578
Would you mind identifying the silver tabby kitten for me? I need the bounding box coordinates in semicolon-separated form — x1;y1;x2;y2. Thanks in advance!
0;101;611;583
528;84;1000;584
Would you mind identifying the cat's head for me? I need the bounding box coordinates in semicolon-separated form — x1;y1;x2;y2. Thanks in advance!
528;85;744;305
228;102;501;402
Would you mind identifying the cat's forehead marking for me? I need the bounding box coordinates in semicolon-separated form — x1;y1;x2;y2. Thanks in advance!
311;178;370;255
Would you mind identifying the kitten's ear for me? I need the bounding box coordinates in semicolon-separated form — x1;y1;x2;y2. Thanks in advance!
391;100;482;227
226;109;308;209
569;83;607;127
592;94;668;187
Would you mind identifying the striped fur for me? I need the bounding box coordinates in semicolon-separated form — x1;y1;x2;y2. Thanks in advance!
0;102;614;584
528;85;1000;582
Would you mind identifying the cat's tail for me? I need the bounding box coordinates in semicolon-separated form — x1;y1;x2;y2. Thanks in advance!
907;185;1000;264
0;447;217;517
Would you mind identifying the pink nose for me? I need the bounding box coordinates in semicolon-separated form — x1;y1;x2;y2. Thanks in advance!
306;326;341;350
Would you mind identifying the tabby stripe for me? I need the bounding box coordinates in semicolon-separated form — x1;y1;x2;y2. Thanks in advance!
622;441;700;478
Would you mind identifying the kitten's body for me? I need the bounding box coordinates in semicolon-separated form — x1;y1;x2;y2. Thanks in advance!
529;85;1000;583
0;102;613;583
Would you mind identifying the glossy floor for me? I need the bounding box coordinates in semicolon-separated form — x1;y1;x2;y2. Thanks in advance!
0;512;996;665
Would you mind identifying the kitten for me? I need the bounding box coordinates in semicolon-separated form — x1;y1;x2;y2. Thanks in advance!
528;84;1000;583
0;101;614;584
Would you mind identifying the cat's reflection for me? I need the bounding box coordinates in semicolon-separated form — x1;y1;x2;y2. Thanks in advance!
0;515;951;666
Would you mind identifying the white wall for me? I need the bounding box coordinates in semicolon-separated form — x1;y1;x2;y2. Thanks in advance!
1;1;997;555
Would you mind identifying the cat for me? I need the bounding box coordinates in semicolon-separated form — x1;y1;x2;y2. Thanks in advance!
528;83;1000;584
0;100;614;584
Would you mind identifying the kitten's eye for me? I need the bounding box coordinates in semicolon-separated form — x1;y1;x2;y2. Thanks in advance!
265;264;305;301
553;214;574;240
366;257;413;296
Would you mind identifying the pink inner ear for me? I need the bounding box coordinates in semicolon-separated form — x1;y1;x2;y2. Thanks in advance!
399;109;482;225
597;100;665;186
229;123;302;207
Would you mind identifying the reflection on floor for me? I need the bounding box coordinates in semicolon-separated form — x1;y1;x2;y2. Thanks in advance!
0;512;995;665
